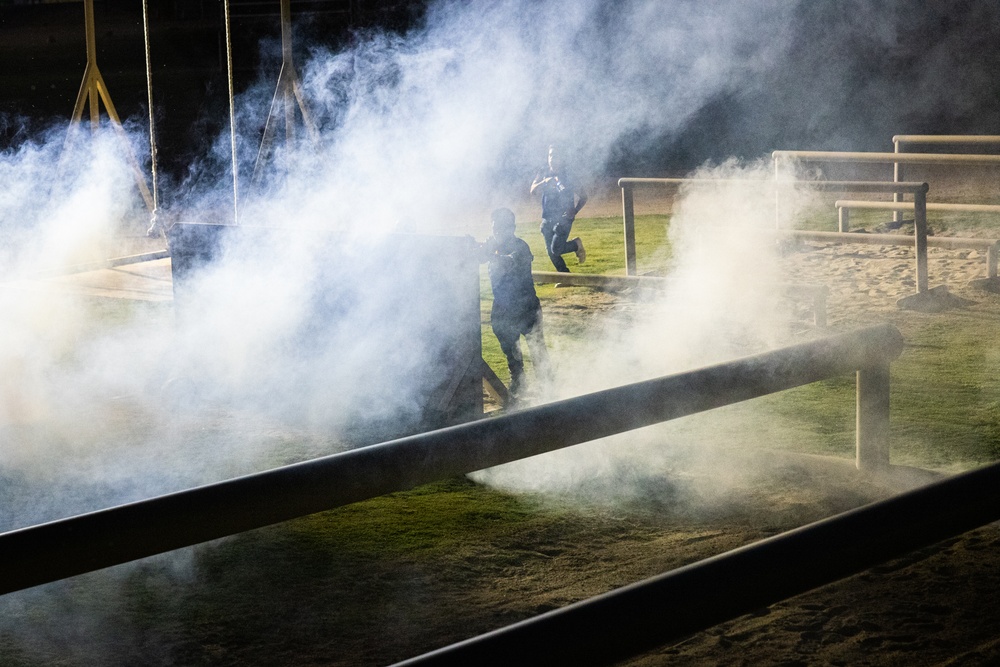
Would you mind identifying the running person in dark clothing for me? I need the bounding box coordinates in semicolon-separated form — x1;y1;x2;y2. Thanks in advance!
478;208;551;400
531;145;588;272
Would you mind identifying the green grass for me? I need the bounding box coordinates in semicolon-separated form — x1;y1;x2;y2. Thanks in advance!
1;478;579;665
520;214;672;277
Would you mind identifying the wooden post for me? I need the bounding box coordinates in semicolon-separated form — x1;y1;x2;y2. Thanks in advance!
856;364;891;471
773;154;789;230
622;183;636;276
914;187;929;293
893;138;903;225
280;0;296;144
249;0;318;191
84;0;99;129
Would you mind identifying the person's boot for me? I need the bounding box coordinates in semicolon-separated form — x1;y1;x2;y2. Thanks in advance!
573;237;586;264
507;373;524;405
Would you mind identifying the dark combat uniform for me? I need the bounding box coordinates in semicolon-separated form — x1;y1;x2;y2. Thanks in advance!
481;233;550;397
536;166;584;272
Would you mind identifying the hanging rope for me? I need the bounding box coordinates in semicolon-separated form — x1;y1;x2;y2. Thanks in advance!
224;0;239;224
141;0;160;230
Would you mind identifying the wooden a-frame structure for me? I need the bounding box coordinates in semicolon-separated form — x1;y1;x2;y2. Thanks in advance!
68;0;156;212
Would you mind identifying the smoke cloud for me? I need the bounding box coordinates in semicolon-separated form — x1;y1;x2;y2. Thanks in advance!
0;0;814;531
0;1;844;656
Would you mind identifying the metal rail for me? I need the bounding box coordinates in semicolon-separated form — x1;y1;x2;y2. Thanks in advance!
395;459;1000;667
0;324;902;595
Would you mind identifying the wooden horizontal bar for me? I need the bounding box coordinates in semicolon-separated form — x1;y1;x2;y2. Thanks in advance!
783;229;999;251
531;271;664;289
397;460;1000;667
0;325;903;595
617;178;928;194
893;135;1000;145
21;250;171;280
773;150;1000;165
531;271;829;298
617;178;768;187
835;200;1000;214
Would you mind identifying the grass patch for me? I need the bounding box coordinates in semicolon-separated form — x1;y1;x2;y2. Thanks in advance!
0;479;583;666
518;214;672;276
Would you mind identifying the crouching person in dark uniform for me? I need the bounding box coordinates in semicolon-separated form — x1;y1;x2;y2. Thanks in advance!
479;208;551;401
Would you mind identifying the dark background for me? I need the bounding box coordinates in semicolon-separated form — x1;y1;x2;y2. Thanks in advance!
1;0;999;178
0;0;427;182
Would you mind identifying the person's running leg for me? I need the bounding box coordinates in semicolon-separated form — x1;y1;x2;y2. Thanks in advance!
541;219;570;272
551;220;584;266
493;317;525;397
523;308;551;386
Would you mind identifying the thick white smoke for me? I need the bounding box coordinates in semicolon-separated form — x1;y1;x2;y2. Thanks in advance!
215;0;798;231
0;0;810;541
0;1;886;662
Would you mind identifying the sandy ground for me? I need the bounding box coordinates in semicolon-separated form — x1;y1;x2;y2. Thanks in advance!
3;256;174;302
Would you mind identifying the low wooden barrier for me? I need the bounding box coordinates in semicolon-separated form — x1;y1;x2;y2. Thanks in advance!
774;146;1000;226
836;199;1000;235
0;324;902;596
618;178;932;294
891;137;1000;219
9;250;171;281
830;200;1000;281
772;149;1000;168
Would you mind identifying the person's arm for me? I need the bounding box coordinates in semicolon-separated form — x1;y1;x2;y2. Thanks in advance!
492;239;532;274
573;186;589;217
509;239;534;272
476;236;499;264
530;172;552;195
